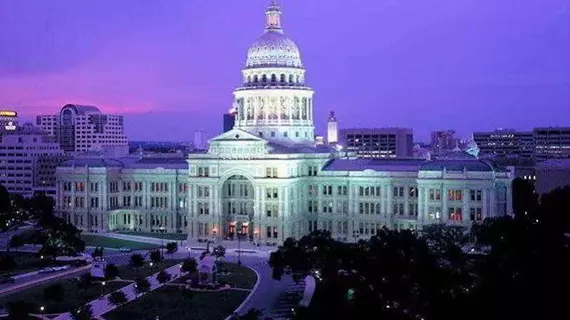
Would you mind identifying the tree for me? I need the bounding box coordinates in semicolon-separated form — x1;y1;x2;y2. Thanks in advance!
212;245;226;261
420;224;468;259
104;263;119;279
69;304;93;320
7;300;32;320
149;249;162;264
181;258;198;274
166;242;178;254
43;283;65;303
39;217;85;259
76;274;93;298
30;194;55;221
157;270;172;284
108;291;128;307
0;184;11;216
129;253;145;271
512;177;538;218
0;255;17;271
134;278;151;296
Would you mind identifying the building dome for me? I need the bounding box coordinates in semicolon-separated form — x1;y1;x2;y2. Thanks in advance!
245;3;302;69
246;32;302;68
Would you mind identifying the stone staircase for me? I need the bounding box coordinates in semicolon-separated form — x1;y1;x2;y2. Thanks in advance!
263;278;306;320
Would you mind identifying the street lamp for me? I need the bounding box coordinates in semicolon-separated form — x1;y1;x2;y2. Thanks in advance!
237;232;242;265
159;226;165;259
253;228;259;246
40;306;45;316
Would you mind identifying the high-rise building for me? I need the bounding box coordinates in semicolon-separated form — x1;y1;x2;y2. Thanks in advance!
194;130;206;150
223;108;237;133
0;110;18;134
36;104;128;156
0;123;66;197
473;129;534;158
430;130;458;155
339;128;414;158
55;3;513;243
533;127;570;161
327;111;338;144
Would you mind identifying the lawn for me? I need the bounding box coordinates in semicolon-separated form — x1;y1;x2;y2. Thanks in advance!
0;277;130;314
103;286;249;320
0;252;67;277
81;235;160;250
117;232;187;241
173;262;257;289
116;259;184;280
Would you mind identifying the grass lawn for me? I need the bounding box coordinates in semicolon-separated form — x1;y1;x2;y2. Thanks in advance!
117;232;187;241
116;259;184;280
103;286;249;320
173;262;257;289
0;252;66;277
81;235;160;250
0;277;130;314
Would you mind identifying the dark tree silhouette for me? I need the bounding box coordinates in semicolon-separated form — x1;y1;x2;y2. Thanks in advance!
157;270;172;284
129;253;145;271
104;263;119;279
108;291;128;307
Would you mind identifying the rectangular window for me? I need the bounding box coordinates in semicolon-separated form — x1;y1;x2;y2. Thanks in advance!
448;189;462;201
449;207;462;221
267;226;272;238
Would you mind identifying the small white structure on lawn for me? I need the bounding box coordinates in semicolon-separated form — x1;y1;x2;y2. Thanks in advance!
198;254;217;284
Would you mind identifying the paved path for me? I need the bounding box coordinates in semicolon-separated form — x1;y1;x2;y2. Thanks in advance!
53;263;185;319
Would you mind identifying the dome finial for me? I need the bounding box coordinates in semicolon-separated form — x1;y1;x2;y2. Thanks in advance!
266;0;283;33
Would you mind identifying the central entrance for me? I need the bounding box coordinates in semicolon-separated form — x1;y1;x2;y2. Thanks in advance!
221;175;255;240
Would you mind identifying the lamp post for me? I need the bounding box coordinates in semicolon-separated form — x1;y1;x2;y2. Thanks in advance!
160;226;165;259
237;232;242;265
40;306;45;317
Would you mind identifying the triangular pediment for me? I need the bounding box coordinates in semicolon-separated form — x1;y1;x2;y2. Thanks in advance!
209;129;267;143
206;129;269;159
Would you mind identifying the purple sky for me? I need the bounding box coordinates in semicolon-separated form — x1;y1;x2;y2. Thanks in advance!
1;0;569;142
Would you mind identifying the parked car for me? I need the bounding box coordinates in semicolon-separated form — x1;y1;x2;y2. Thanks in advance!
119;247;132;252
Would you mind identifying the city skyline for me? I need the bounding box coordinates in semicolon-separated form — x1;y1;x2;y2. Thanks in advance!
1;0;568;141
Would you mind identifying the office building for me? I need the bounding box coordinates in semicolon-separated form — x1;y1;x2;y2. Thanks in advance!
533;127;570;161
327;111;338;144
430;130;459;155
194;130;206;150
223;108;237;133
339;128;414;158
0;123;66;197
473;129;534;158
536;159;570;194
36;104;128;156
0;110;18;134
55;3;514;243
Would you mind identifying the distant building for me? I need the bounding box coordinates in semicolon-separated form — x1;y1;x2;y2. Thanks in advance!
223;108;237;133
194;130;207;150
339;128;413;158
0;110;18;134
473;129;534;158
533;127;570;161
430;130;458;155
327;111;338;144
0;123;66;197
37;104;128;156
536;159;570;194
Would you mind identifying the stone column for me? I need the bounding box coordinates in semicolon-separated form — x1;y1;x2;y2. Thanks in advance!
442;186;448;222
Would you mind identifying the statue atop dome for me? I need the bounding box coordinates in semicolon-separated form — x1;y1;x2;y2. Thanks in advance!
266;1;283;33
466;136;480;158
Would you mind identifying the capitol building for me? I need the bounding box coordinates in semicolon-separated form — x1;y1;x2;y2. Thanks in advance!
55;3;513;244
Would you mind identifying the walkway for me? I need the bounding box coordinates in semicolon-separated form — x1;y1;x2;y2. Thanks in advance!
53;263;185;319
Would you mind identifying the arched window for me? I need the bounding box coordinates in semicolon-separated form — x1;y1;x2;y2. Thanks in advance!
289;74;294;84
254;75;259;83
262;75;267;83
271;74;277;83
296;75;300;84
247;76;251;84
280;74;286;83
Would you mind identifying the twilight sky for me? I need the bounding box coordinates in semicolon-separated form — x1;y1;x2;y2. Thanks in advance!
0;0;569;142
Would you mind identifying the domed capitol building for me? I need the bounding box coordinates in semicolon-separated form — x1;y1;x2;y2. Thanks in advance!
55;3;513;244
